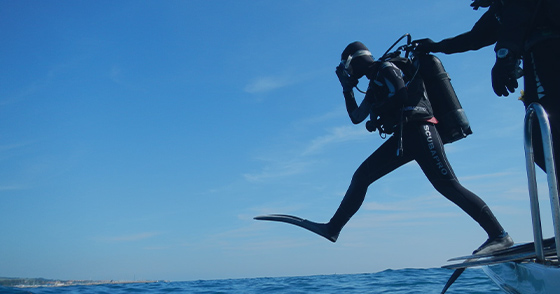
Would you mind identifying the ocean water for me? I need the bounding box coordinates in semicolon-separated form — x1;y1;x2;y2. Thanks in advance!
0;268;503;294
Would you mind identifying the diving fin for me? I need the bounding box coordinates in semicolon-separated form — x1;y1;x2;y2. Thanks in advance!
441;234;517;293
254;214;338;242
440;267;466;294
447;237;555;261
440;246;555;293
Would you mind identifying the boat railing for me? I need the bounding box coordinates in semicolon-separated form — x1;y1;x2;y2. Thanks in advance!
524;102;560;262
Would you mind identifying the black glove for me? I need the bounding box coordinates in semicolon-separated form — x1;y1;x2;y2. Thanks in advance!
491;49;522;97
411;38;439;53
336;65;358;93
365;120;377;132
471;0;493;10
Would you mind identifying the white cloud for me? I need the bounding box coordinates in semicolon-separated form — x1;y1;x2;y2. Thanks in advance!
296;108;345;126
0;185;27;191
96;232;161;242
244;76;293;94
110;66;123;84
243;158;312;182
458;171;518;181
351;211;461;229
244;123;368;182
303;125;367;155
363;194;444;212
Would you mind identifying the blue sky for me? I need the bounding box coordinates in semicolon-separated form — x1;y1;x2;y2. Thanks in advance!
0;0;554;282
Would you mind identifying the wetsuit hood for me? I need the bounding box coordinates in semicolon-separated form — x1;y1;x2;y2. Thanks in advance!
341;41;375;79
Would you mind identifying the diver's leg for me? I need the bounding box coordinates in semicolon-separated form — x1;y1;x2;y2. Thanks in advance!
408;123;509;249
327;135;414;240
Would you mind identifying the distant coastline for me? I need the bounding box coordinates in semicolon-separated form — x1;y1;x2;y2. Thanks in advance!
0;277;163;288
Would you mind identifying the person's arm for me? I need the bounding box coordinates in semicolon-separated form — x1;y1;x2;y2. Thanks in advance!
335;65;369;124
344;90;373;125
495;1;534;57
374;62;408;113
491;1;534;96
361;62;408;134
343;91;359;124
440;9;499;53
414;9;499;54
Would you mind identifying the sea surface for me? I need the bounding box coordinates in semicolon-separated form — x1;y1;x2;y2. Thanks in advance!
0;268;503;294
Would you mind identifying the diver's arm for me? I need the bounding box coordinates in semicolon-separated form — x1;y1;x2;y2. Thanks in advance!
347;63;407;126
495;1;535;57
336;64;368;124
437;9;500;53
365;62;408;118
344;91;371;125
414;9;499;54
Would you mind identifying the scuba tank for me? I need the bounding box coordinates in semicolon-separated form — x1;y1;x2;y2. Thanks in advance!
370;34;472;148
413;53;473;144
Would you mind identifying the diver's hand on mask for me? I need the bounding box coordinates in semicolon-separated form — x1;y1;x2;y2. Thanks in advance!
336;65;358;93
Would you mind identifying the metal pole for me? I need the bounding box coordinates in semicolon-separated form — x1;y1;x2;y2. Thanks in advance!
524;103;560;262
524;105;545;262
533;104;560;260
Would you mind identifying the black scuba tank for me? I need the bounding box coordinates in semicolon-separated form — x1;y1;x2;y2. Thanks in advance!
414;54;473;144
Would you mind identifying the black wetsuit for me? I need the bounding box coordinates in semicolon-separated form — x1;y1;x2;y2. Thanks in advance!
419;0;560;190
328;58;505;239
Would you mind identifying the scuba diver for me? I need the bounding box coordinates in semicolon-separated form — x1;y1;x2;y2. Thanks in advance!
413;0;560;191
257;40;513;255
329;41;512;254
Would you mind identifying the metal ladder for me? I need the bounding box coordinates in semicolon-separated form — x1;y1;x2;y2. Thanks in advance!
524;102;560;262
